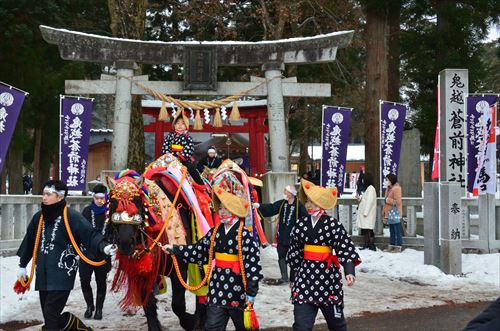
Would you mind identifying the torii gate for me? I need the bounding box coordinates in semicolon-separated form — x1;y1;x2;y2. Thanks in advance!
40;26;354;240
40;25;353;171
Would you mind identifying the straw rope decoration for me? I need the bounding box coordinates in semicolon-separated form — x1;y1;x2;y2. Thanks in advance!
130;76;280;129
132;77;276;111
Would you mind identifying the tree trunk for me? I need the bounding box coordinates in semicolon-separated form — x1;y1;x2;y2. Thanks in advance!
364;5;388;192
435;0;454;74
108;0;146;172
5;146;24;194
32;126;43;194
0;167;6;193
387;3;400;102
298;107;310;177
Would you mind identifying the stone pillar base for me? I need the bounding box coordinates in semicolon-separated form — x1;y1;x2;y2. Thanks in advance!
440;239;462;275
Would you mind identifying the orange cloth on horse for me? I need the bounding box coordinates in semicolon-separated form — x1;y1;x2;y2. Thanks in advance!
215;252;241;274
303;244;341;269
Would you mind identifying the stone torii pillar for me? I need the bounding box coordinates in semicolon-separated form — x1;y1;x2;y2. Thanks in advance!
263;62;288;172
113;63;134;169
40;25;354;173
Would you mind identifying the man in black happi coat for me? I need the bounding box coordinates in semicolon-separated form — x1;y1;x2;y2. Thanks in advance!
16;180;116;331
254;184;308;283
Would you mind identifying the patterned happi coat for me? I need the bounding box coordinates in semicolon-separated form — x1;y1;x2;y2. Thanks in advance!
17;207;105;291
161;131;195;160
172;220;263;309
286;214;360;307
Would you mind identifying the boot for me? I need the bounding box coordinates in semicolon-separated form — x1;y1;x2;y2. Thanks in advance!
60;312;94;331
94;292;105;320
278;258;289;283
383;245;394;252
368;236;376;251
361;231;371;250
393;246;402;253
82;290;94;319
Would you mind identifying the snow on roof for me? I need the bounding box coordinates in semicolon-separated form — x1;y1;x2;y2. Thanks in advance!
142;99;267;108
41;25;353;46
90;128;113;133
305;144;428;162
306;144;365;161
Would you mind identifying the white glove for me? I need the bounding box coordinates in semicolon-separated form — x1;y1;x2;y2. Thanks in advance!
160;244;173;254
103;244;117;256
17;267;27;279
252;202;260;209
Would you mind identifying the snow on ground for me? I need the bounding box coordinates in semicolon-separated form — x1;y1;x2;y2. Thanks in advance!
1;247;499;330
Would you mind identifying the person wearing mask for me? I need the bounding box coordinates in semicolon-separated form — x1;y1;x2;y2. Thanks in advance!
16;180;116;331
253;185;308;284
162;187;263;330
287;179;361;331
197;146;222;173
356;173;377;251
383;173;403;252
79;184;112;320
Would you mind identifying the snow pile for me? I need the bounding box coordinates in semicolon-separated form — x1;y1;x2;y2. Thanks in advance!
1;247;499;330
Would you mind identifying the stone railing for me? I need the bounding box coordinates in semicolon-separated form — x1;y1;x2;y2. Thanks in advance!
0;195;91;252
1;194;498;253
333;196;498;252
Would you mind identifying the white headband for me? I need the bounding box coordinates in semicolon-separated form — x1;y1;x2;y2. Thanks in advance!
43;185;65;197
94;192;106;198
285;185;297;196
208;148;216;153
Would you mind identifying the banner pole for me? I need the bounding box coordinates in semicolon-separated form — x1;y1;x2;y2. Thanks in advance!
59;95;63;181
379;100;382;196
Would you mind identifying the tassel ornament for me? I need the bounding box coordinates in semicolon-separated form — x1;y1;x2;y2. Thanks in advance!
158;99;170;121
13;278;29;294
194;109;203;130
213;108;223;128
243;303;259;330
229;101;241;121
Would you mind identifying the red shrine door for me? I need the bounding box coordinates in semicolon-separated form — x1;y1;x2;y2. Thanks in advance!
143;103;269;177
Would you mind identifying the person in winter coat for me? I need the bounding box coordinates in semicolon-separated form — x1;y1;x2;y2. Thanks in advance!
162;187;263;331
79;184;112;320
462;297;500;331
197;146;222;173
253;185;308;284
356;173;377;251
287;179;361;331
16;180;116;331
382;173;404;252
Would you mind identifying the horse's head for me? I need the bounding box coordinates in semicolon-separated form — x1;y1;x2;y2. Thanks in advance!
106;173;147;257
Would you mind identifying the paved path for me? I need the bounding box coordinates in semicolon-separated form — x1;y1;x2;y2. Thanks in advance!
262;300;494;331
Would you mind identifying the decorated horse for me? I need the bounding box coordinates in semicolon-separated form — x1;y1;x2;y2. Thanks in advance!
105;153;213;331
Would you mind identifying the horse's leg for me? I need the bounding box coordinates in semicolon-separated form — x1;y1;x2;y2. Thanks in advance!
169;258;196;331
143;294;163;331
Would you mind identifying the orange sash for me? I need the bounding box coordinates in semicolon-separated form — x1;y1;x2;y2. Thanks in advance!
215;252;241;274
303;244;341;269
